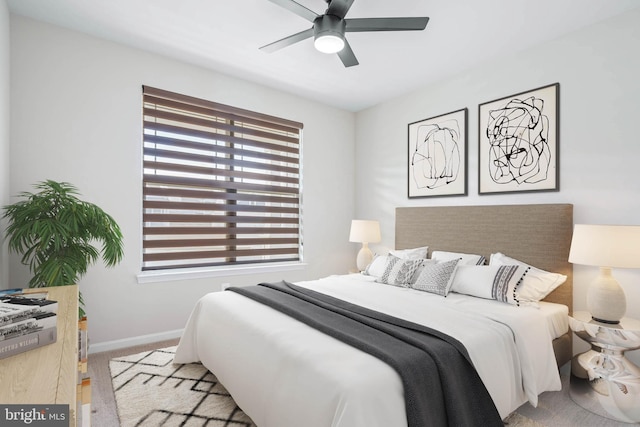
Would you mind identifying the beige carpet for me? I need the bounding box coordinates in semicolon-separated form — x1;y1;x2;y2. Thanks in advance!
109;346;256;427
504;412;546;427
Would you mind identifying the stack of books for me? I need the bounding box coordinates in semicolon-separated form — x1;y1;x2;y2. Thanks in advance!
0;290;58;359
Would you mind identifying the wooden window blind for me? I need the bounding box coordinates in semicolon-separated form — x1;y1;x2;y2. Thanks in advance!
142;86;302;271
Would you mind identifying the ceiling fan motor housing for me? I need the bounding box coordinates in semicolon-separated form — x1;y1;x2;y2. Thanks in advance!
314;14;346;42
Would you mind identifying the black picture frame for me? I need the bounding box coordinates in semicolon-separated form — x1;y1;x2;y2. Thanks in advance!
408;108;468;198
478;83;560;195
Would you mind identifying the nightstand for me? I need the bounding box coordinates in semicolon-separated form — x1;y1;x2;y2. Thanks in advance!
569;311;640;423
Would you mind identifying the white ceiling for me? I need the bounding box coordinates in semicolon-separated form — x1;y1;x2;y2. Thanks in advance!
7;0;640;112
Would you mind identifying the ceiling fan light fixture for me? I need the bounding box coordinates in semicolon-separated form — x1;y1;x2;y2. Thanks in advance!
314;33;344;54
313;14;346;54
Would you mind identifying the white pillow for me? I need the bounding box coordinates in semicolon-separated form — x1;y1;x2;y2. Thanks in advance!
431;250;486;266
377;255;423;287
411;259;459;296
449;264;535;306
389;246;428;260
364;254;389;278
489;252;567;301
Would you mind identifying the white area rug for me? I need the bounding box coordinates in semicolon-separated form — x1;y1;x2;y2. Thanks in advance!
111;346;545;427
109;346;256;427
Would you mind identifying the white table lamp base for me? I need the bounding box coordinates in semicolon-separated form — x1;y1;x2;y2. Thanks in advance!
587;267;627;324
356;243;373;272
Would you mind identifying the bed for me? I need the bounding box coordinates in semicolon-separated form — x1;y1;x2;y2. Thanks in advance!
174;203;573;427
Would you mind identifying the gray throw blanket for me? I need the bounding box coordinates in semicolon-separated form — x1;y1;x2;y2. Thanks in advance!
229;281;503;427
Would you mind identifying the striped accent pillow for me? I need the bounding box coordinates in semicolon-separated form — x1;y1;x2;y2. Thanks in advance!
449;265;532;306
377;255;423;287
489;252;567;301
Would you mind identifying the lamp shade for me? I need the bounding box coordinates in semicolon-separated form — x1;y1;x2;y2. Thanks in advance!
569;224;640;269
349;220;381;244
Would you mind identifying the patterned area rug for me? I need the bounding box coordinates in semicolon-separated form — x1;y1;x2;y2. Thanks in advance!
111;346;545;427
109;346;256;426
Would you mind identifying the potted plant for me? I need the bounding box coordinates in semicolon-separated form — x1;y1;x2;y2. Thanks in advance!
2;180;124;317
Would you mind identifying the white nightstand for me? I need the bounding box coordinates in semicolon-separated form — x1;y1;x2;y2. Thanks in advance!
569;311;640;423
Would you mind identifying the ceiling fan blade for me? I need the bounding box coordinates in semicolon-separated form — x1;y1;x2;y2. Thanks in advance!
345;17;429;32
260;28;314;53
266;0;318;22
337;39;359;67
326;0;355;19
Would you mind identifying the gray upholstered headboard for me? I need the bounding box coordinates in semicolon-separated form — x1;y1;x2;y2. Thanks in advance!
395;204;573;313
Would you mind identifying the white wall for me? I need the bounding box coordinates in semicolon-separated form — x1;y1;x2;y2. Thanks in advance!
9;15;355;348
355;9;640;363
9;7;640;361
0;0;9;288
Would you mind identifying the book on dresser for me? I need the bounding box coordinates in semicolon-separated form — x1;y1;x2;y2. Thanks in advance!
0;295;58;360
0;326;57;359
0;311;57;340
0;287;50;300
0;294;58;314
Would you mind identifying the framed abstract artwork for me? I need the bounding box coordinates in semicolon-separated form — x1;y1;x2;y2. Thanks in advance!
478;83;559;195
408;108;467;198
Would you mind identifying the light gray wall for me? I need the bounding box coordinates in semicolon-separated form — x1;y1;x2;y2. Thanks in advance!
355;9;640;363
0;0;9;288
9;15;356;347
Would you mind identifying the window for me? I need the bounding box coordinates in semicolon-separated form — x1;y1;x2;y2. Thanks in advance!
142;86;302;271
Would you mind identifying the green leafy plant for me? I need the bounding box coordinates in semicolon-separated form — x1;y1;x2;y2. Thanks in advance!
2;180;124;317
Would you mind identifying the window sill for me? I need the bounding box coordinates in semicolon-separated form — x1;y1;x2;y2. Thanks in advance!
136;262;307;284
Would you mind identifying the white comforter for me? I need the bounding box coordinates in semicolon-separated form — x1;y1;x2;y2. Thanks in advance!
174;274;561;426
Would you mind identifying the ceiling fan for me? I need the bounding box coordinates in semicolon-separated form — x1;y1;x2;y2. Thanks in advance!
260;0;429;67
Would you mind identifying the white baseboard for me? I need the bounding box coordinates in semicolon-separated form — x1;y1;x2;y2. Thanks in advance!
88;328;183;354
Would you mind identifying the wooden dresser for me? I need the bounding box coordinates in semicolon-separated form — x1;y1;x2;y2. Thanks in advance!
0;284;79;427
